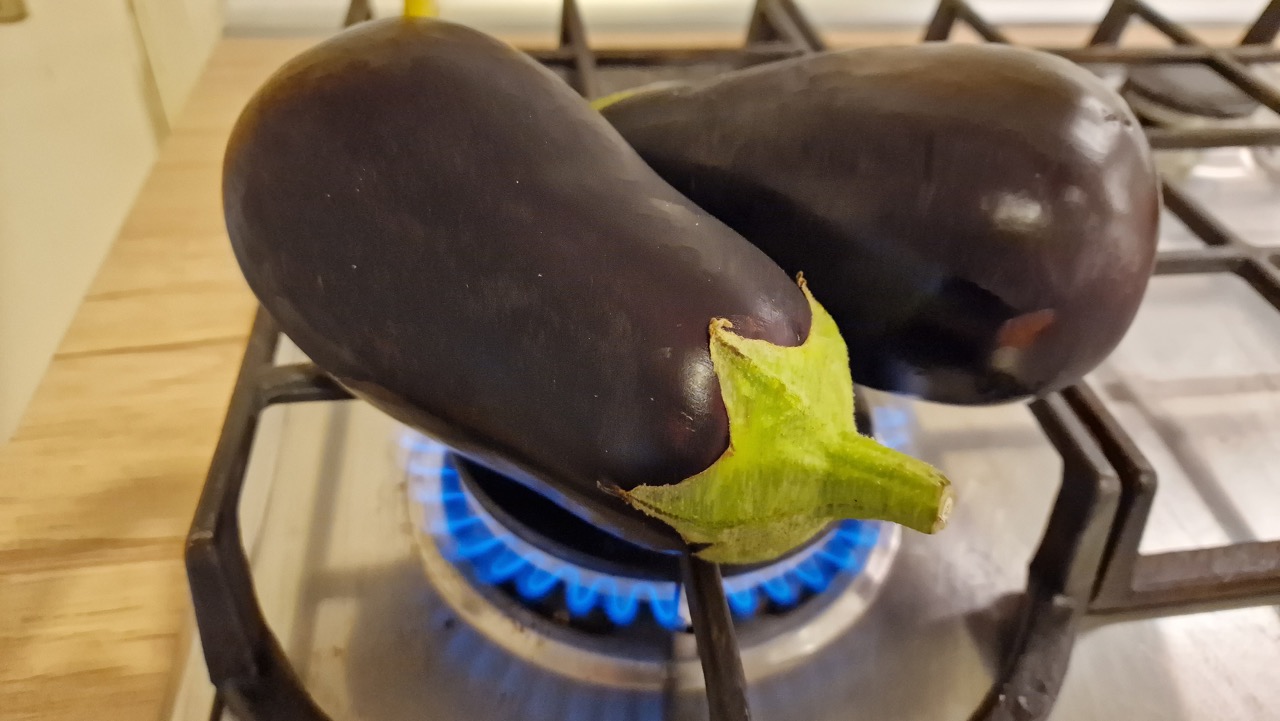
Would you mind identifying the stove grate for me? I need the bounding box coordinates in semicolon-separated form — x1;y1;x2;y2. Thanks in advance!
185;2;1280;720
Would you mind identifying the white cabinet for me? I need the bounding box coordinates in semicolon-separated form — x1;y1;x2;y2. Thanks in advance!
0;0;222;441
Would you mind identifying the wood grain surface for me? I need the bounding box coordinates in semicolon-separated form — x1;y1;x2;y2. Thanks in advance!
0;37;311;721
0;22;1261;721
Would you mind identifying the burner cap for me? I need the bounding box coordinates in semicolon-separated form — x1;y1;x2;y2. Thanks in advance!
457;456;832;581
1123;63;1259;120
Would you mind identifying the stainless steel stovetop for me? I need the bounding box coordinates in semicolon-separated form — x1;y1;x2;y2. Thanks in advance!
168;1;1280;719
167;144;1280;718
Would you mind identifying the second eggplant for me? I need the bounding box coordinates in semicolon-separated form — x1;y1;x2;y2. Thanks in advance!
598;44;1161;405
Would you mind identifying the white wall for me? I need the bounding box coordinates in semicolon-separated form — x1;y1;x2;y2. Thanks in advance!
131;0;226;124
224;0;1272;35
0;0;222;442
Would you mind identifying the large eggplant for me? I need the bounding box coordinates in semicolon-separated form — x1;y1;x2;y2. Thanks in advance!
598;44;1161;405
222;18;951;563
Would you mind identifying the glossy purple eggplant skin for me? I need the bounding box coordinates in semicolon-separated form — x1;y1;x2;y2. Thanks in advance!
600;44;1160;405
221;18;811;551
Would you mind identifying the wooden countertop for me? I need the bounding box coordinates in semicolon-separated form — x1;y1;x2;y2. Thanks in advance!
0;23;1260;721
0;37;317;721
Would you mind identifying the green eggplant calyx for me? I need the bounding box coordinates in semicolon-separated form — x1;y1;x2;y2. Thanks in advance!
618;276;954;564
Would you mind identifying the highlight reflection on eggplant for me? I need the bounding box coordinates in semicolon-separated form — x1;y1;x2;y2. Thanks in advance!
221;18;951;563
598;44;1161;405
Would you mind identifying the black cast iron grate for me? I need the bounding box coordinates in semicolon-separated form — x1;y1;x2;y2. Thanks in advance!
185;1;1280;720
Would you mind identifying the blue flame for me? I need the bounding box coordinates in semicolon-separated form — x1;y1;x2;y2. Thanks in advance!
403;420;905;630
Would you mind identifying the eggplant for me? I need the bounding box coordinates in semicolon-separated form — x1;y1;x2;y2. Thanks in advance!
222;17;951;563
597;44;1161;405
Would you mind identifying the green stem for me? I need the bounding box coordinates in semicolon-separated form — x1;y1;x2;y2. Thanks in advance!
822;432;953;535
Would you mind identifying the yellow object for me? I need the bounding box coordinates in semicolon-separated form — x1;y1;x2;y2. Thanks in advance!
590;81;690;112
404;0;438;18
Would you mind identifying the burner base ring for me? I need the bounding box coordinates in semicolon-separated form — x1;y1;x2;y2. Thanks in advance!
403;441;901;690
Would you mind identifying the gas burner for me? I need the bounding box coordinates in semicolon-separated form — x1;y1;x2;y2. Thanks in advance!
1118;62;1280;183
406;441;884;631
177;3;1280;720
400;430;901;685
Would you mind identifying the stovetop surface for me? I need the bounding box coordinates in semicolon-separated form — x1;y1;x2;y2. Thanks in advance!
168;138;1280;714
172;4;1280;719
